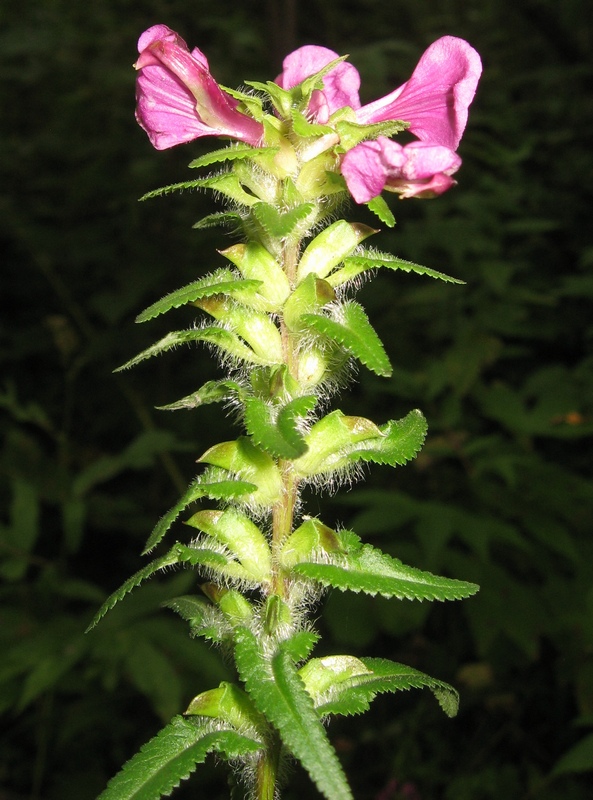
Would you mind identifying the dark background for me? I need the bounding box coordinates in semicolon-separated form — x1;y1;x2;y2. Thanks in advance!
2;1;593;798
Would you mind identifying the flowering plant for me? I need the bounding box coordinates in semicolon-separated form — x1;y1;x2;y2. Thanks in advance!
91;25;481;800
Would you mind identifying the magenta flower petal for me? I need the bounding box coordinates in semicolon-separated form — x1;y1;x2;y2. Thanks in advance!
356;36;482;149
397;141;461;180
277;45;361;116
341;137;461;203
134;25;263;150
341;139;405;203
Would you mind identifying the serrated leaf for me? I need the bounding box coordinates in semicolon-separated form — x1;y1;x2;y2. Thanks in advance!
234;628;353;800
139;179;217;201
188;145;278;170
163;595;215;636
244;395;315;459
115;327;276;373
86;547;184;631
336;118;409;150
292;529;479;602
302;656;459;719
348;408;428;467
156;379;243;412
96;715;261;800
86;540;256;631
366;195;396;227
291;108;334;137
301;302;391;377
143;476;257;554
328;250;463;288
252;201;317;239
136;273;263;323
192;211;242;231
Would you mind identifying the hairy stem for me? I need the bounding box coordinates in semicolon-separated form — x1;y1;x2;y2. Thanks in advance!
255;732;281;800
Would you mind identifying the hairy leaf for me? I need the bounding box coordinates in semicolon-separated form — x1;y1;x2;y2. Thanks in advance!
292;529;479;602
301;656;459;718
234;628;353;800
156;379;243;412
244;395;315;459
115;327;276;373
188;145;278;170
301;302;392;377
87;540;256;631
136;272;262;323
192;211;242;230
327;250;464;288
96;715;261;800
143;476;257;554
252;201;317;240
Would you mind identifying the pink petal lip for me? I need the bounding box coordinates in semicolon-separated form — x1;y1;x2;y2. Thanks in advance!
134;24;263;150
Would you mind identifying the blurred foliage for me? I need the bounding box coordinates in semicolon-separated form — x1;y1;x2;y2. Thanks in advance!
1;0;592;798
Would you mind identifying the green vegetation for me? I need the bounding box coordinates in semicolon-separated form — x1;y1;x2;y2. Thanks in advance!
1;1;592;798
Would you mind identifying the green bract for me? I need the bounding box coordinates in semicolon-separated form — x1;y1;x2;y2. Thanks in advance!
94;66;479;800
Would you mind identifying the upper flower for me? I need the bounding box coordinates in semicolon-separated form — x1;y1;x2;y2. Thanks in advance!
277;37;482;202
134;25;263;150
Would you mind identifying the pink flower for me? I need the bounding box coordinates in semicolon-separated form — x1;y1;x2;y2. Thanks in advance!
277;36;481;202
134;25;263;150
341;137;461;202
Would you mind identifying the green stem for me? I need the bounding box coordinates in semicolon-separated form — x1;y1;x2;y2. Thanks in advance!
255;732;281;800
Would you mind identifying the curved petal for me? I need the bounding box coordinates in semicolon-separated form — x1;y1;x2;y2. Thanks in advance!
357;36;482;149
135;66;215;150
277;45;361;115
135;25;263;149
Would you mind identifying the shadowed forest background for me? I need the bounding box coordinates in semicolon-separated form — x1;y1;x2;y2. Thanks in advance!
2;0;593;798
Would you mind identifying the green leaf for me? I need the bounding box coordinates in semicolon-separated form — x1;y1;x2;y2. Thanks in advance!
163;595;222;640
96;715;261;800
291;108;335;137
292;529;479;602
336;118;409;150
192;211;242;230
135;272;262;323
300;655;459;718
143;475;257;554
347;408;428;467
366;195;396;227
244;395;315;459
115;326;277;372
156;379;243;411
188;145;278;170
327;250;463;288
293;409;427;478
301;301;391;377
252;201;317;240
234;628;353;800
86;539;258;631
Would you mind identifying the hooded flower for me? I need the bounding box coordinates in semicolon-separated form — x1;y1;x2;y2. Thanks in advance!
135;25;263;150
277;36;481;202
